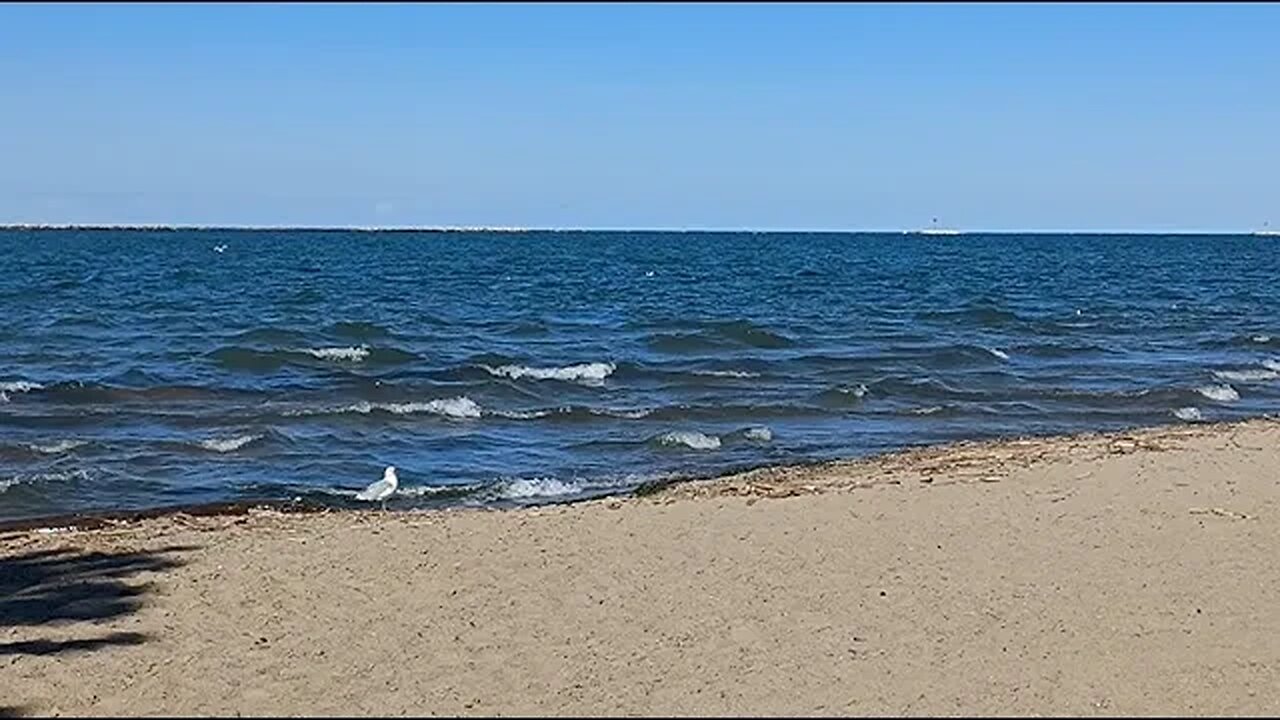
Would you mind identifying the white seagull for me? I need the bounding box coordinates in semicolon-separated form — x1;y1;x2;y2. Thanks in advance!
356;465;398;511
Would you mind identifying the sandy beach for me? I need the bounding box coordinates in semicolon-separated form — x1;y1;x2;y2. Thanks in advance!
3;418;1279;716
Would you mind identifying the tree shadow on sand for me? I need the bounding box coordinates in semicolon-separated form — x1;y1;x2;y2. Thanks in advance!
0;544;195;657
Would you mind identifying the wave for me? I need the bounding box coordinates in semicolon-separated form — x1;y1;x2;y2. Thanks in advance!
648;333;729;354
654;430;722;451
490;405;653;421
482;361;615;384
303;346;371;362
1212;367;1280;383
11;380;253;405
286;396;483;419
233;327;310;345
396;483;486;498
692;369;761;379
1173;407;1204;422
29;439;88;455
496;477;582;500
815;384;869;407
198;434;264;453
918;304;1021;328
328;321;392;340
739;426;773;443
713;320;796;349
1010;342;1115;359
210;345;418;371
0;469;92;495
1196;384;1240;403
985;347;1011;361
1;380;44;393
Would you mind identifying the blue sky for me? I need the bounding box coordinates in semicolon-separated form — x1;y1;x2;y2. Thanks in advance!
1;3;1277;231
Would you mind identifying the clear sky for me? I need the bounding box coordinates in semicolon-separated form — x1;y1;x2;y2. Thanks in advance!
1;2;1277;231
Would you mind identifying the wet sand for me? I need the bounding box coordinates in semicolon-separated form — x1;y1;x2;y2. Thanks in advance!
3;419;1280;716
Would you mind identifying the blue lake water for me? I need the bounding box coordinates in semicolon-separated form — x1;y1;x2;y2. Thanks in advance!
2;229;1279;521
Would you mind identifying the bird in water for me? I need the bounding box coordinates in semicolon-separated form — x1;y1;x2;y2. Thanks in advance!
356;466;398;511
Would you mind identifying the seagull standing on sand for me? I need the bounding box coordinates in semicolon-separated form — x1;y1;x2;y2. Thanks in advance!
356;466;398;511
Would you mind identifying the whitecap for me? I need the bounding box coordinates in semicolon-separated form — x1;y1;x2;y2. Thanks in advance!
911;405;945;415
0;380;43;393
0;469;91;494
287;396;482;419
1196;384;1240;402
742;426;773;442
1212;368;1279;383
29;439;87;455
1250;334;1272;343
491;408;554;420
657;430;722;450
483;361;615;384
593;407;652;419
498;477;582;500
1262;359;1280;372
302;346;370;362
985;347;1011;361
840;384;869;398
694;370;761;379
1173;407;1204;422
199;434;262;453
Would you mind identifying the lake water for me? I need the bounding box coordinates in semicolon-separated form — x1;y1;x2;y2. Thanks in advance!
2;229;1278;521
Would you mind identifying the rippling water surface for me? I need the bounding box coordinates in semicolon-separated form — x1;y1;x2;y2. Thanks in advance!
3;229;1279;521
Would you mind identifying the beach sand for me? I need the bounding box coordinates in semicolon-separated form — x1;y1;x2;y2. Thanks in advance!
3;419;1280;716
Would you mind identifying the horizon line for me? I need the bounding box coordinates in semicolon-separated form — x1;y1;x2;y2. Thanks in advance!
1;222;1275;235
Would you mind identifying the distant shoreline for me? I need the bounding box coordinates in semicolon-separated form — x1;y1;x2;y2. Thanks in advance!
0;223;1269;236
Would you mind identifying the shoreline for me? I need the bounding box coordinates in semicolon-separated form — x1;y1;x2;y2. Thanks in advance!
4;417;1280;715
3;416;1268;535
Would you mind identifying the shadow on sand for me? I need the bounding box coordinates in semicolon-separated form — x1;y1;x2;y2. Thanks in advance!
0;544;194;657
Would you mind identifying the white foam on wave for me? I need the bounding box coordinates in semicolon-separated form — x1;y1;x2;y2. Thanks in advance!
694;370;761;379
0;469;91;494
491;408;554;420
199;434;262;453
483;361;615;384
1263;359;1280;372
594;407;652;419
397;483;485;497
840;384;869;398
288;396;483;419
1173;407;1204;422
387;397;483;418
29;439;87;455
1197;384;1240;402
742;426;773;442
911;405;945;415
658;430;722;450
0;381;43;393
1251;334;1272;343
985;347;1011;361
302;346;370;362
498;477;582;500
1212;368;1280;383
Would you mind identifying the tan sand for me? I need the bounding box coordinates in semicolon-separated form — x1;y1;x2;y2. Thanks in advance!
3;418;1280;716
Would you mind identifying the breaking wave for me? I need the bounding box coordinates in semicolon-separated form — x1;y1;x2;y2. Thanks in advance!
654;430;722;451
1196;384;1240;403
482;361;616;384
199;434;264;453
